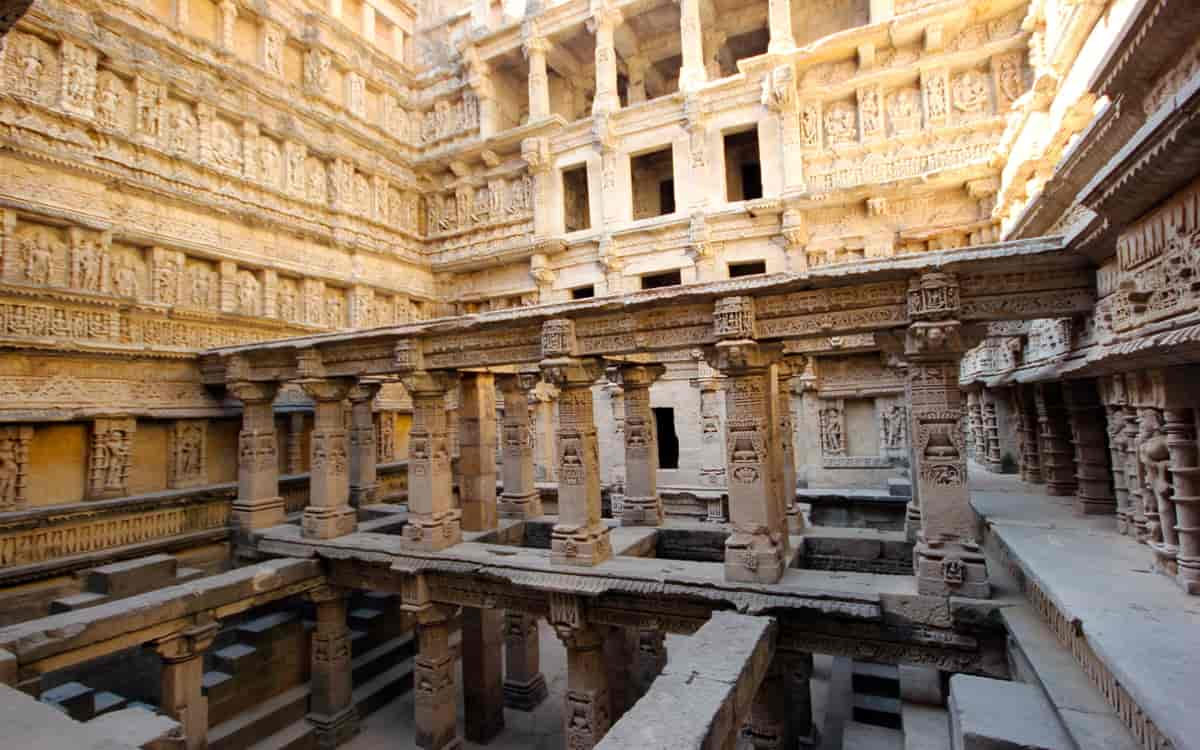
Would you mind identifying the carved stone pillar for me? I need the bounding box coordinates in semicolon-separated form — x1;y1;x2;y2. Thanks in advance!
632;628;667;701
1139;407;1174;571
524;37;551;121
521;137;553;238
779;357;803;534
588;5;622;114
706;297;788;584
153;619;219;750
503;611;548;710
308;586;358;748
906;272;988;598
678;0;706;92
784;652;817;747
767;0;795;53
498;374;543;518
532;381;559;483
459;372;498;532
1166;405;1200;593
229;381;283;544
966;389;983;460
298;378;356;540
744;657;788;749
540;320;611;566
981;388;1004;472
348;381;382;507
692;360;728;518
287;412;305;475
619;364;665;526
603;626;636;723
1062;380;1115;515
462;607;505;743
626;56;649;104
415;604;460;750
1124;406;1149;542
1014;385;1043;484
1035;383;1077;496
398;366;463;552
552;600;610;750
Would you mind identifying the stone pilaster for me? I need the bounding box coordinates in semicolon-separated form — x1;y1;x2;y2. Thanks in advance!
767;0;795;52
1014;385;1043;484
1035;382;1077;496
228;380;283;545
619;364;665;526
459;372;498;532
1062;379;1115;516
1166;405;1200;593
307;586;358;749
503;611;548;710
524;37;551;121
541;320;611;566
153;619;219;750
287;412;305;475
706;297;788;583
553;603;611;750
348;380;382;507
298;376;356;540
981;388;1005;472
678;0;706;92
521;137;553;238
462;607;505;743
1125;406;1149;542
779;357;803;534
906;272;988;598
744;657;788;749
415;604;461;750
602;627;636;724
691;359;728;519
398;367;463;552
498;374;543;518
588;5;622;114
966;389;983;460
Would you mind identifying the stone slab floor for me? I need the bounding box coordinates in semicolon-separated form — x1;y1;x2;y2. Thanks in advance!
347;620;838;750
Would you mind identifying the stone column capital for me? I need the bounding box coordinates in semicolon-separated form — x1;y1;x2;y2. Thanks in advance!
541;357;604;389
498;371;542;395
306;583;349;605
587;4;623;33
703;341;783;375
347;379;385;403
297;377;354;403
399;370;459;396
523;36;551;57
227;379;280;405
618;363;666;389
153;619;219;663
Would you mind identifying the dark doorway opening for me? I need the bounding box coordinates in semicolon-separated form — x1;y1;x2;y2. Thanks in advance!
653;407;679;469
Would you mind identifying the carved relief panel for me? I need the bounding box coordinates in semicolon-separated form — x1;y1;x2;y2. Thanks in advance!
0;426;32;512
4;33;57;105
95;70;132;133
168;420;207;489
59;40;97;119
88;417;136;500
8;222;66;287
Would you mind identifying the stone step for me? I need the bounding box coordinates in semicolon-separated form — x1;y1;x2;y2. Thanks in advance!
1002;606;1139;750
202;670;236;705
852;693;902;730
901;704;951;750
353;658;414;719
41;681;96;721
843;720;904;750
852;661;900;698
352;634;416;686
208;683;310;750
85;554;177;598
175;566;205;582
245;720;317;750
348;607;383;632
212;643;260;675
48;591;109;614
92;691;128;717
232;612;300;645
948;674;1072;750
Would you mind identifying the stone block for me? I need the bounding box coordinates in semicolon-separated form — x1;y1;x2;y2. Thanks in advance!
899;665;944;705
87;706;183;750
948;675;1071;750
92;691;128;716
85;554;178;599
888;478;912;497
41;681;95;721
49;592;110;614
902;704;951;750
844;720;903;750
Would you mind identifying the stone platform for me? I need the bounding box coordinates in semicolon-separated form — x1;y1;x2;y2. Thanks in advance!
971;468;1200;750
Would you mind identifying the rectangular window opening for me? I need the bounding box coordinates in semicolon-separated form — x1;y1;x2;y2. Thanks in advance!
653;407;679;469
724;129;763;202
571;285;595;299
562;165;591;232
728;260;767;278
641;269;681;290
631;147;676;220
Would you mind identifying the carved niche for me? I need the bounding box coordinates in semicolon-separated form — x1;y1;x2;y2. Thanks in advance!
168;420;207;489
818;401;846;456
88;418;136;500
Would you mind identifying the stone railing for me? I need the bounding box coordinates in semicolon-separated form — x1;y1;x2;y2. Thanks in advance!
0;461;411;584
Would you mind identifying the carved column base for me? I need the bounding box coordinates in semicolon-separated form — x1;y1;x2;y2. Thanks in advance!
914;540;989;599
551;523;612;566
564;687;611;750
498;491;542;519
503;672;548;711
349;482;377;508
787;504;808;534
403;512;463;552
724;529;786;584
230;497;286;543
309;705;359;750
302;505;357;539
706;496;726;522
1151;544;1179;577
620;496;663;526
